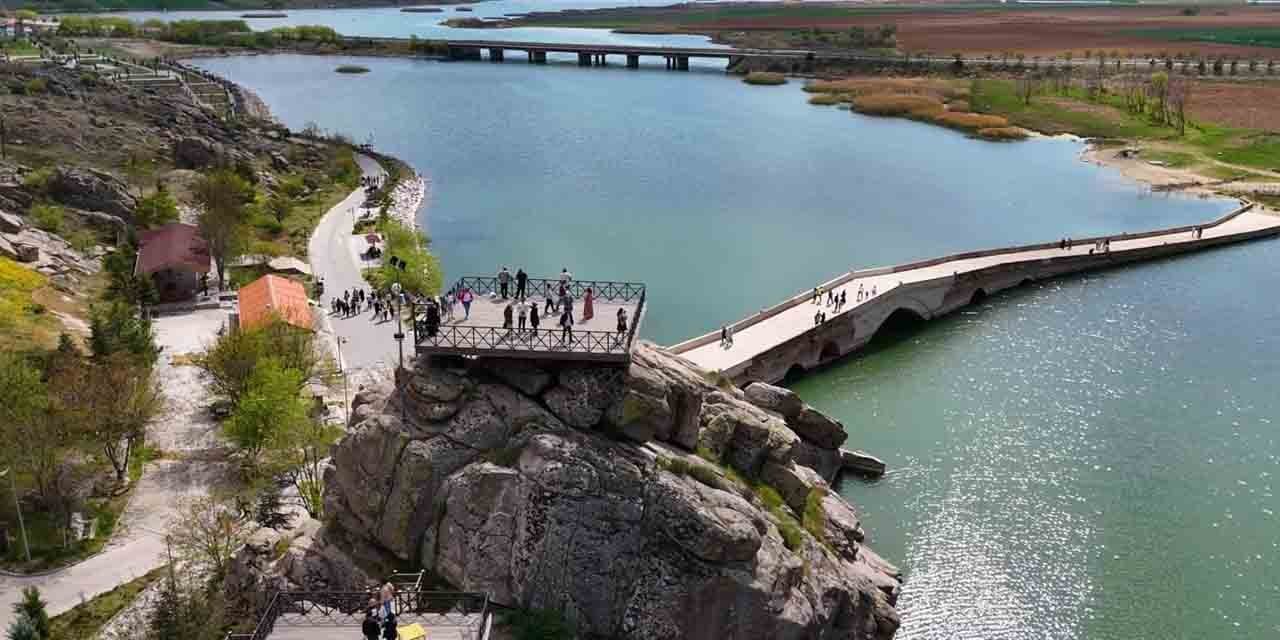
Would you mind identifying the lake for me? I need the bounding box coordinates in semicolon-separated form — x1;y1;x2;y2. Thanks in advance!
193;52;1280;639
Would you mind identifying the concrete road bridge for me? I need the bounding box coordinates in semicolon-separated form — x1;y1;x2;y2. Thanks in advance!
437;38;808;69
669;202;1280;385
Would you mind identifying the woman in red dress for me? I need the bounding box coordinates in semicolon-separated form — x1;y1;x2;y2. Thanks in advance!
581;287;595;323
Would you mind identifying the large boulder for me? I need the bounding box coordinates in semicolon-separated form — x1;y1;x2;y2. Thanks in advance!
172;135;227;170
792;405;848;450
47;167;137;221
0;210;23;233
309;351;901;640
743;381;804;418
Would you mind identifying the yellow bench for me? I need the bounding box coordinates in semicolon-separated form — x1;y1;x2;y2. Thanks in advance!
398;623;427;640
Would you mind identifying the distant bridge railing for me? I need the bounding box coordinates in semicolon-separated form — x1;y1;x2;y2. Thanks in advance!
225;590;489;640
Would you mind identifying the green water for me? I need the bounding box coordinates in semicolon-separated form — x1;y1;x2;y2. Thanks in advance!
194;53;1280;638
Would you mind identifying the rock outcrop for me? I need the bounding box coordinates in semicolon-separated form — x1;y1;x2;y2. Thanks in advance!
47;167;137;221
292;342;899;639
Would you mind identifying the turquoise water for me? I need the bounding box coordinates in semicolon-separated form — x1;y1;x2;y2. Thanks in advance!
194;53;1280;638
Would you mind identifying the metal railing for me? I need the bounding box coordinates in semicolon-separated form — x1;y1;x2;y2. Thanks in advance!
227;590;489;640
414;322;634;356
451;276;645;303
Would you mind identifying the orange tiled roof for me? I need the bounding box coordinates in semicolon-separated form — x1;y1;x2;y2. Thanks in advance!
237;274;313;331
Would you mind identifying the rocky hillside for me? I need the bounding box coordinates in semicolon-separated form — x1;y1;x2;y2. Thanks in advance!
231;343;902;639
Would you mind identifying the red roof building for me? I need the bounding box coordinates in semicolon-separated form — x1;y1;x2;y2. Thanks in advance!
135;223;211;302
237;274;313;332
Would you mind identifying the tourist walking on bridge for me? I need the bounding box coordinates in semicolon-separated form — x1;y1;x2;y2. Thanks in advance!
498;266;512;299
460;287;473;319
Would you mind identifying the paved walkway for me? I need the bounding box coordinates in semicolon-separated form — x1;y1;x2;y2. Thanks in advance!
674;208;1280;374
308;155;403;376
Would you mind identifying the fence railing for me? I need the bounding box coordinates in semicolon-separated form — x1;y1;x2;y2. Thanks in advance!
452;276;645;303
414;322;634;357
226;590;489;640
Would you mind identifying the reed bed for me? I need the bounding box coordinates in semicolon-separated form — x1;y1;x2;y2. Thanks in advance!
744;72;787;86
976;127;1030;141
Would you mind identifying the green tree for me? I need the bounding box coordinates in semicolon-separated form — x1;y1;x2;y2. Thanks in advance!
194;170;254;289
195;316;328;406
103;239;158;307
272;418;341;519
134;188;179;229
223;359;307;465
12;588;48;640
89;301;159;366
5;616;38;640
54;353;162;484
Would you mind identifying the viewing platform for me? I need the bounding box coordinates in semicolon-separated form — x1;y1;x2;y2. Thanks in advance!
413;276;646;364
226;589;491;640
670;202;1280;385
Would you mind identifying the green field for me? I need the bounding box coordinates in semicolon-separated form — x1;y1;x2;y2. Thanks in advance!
1130;27;1280;49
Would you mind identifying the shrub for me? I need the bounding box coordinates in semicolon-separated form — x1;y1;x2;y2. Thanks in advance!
22;168;54;194
134;189;180;229
808;93;844;106
852;93;945;118
802;488;828;543
30;203;65;233
744;71;787;86
932;111;1010;131
977;126;1030;141
67;230;97;253
24;78;47;95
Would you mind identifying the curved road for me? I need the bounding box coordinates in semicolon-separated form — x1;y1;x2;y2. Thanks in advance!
308;154;402;375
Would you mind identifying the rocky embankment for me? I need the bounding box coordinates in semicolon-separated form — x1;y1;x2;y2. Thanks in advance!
230;343;901;639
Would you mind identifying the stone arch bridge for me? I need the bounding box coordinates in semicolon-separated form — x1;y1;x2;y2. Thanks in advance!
669;202;1280;385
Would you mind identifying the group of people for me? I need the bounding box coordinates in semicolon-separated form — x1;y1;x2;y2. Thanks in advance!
1058;236;1115;254
330;286;402;321
361;582;399;640
807;281;875;326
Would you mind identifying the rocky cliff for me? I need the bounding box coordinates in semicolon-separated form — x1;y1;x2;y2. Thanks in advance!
240;343;901;639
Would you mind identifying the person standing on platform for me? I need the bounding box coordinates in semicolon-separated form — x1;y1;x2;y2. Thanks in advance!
515;268;528;300
581;287;595;323
498;266;511;299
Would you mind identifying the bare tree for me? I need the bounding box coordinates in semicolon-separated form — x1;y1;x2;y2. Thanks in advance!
167;495;254;580
1168;77;1191;136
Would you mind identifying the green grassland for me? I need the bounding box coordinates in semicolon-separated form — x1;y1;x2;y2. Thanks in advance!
1129;27;1280;49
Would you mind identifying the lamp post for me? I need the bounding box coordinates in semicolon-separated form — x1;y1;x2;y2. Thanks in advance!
335;334;350;425
390;256;408;424
0;468;31;563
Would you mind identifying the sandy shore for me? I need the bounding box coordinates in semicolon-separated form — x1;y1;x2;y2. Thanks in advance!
1080;144;1215;193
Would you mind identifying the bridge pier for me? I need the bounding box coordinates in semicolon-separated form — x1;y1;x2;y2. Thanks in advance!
627;54;639;69
578;52;591;67
527;50;546;64
447;45;482;61
675;55;689;71
488;47;504;62
596;53;607;66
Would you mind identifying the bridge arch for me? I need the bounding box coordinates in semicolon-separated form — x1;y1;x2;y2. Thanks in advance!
969;288;988;305
867;306;928;344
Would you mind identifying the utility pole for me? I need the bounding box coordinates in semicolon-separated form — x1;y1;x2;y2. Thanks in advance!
1;468;31;563
390;256;408;424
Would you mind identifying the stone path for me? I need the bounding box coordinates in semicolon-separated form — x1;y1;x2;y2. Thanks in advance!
674;207;1280;374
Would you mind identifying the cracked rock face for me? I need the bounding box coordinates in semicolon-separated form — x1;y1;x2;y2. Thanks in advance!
313;342;900;639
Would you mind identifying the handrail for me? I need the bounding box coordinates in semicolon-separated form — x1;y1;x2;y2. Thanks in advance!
415;323;633;356
668;200;1253;353
451;276;646;303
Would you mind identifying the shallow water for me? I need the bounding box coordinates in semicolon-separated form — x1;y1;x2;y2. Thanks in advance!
194;52;1280;639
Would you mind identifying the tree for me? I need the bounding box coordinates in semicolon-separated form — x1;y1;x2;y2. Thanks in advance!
1150;72;1169;125
223;359;307;466
254;483;294;530
5;616;38;640
54;354;162;484
167;495;253;580
271;418;341;519
194;170;254;289
195;316;329;406
148;557;230;640
103;238;158;306
89;301;159;366
0;353;65;506
122;153;155;197
134;187;179;229
12;588;48;640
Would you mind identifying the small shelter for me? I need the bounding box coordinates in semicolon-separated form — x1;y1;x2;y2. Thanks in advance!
135;223;211;302
237;274;313;332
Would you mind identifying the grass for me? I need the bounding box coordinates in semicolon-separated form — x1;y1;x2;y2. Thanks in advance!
1142;149;1197;168
1128;27;1280;50
801;488;828;544
0;257;58;351
743;71;786;86
48;567;165;639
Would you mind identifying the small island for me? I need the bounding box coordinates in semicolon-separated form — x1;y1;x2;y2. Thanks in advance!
335;64;371;74
743;71;786;86
401;7;444;12
241;12;287;18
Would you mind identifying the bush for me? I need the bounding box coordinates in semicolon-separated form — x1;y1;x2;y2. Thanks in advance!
744;71;787;86
30;203;65;234
852;93;945;118
976;126;1030;141
932;111;1010;131
134;190;180;229
23;79;47;95
67;230;97;253
22;168;54;194
808;93;844;106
